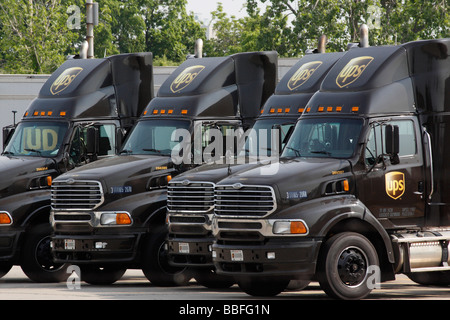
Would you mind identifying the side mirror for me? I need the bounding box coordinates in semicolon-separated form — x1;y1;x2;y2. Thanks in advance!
2;125;15;150
86;126;99;156
385;125;399;164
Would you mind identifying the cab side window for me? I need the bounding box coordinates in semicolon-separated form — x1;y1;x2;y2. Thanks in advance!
365;119;416;166
69;124;116;165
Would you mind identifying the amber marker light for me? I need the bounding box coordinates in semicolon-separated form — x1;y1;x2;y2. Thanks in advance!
181;109;188;115
0;212;12;225
46;176;52;187
343;179;350;192
116;213;132;225
60;111;66;116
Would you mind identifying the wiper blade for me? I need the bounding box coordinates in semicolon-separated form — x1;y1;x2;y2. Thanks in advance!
310;150;332;156
143;148;161;154
285;146;301;157
119;149;132;154
24;148;41;155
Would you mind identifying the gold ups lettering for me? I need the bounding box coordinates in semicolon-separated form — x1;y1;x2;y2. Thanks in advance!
50;67;83;95
287;61;323;91
336;56;374;88
170;65;205;93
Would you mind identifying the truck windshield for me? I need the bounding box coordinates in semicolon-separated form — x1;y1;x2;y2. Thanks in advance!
120;119;190;156
282;117;364;159
240;118;296;157
3;121;69;157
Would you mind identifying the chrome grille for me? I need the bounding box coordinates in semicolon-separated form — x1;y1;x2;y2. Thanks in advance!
215;185;276;217
167;181;214;213
51;180;104;211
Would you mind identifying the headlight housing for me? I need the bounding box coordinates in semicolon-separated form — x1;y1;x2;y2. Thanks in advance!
100;212;132;225
273;220;308;235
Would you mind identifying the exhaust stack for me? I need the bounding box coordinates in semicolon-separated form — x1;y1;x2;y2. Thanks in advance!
317;35;327;53
359;24;369;48
194;39;203;58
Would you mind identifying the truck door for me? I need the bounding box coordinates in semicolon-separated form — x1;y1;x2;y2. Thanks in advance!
360;118;425;227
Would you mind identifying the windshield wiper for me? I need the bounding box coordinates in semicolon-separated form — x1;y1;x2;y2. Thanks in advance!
24;148;41;155
143;148;161;154
119;149;132;154
3;151;14;155
310;150;332;156
285;146;301;157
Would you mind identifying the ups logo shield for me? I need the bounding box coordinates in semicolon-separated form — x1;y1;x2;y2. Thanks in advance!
385;171;405;200
50;67;83;95
287;61;323;91
336;56;374;88
170;65;205;93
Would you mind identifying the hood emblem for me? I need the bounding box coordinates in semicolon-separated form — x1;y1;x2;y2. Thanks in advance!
181;179;190;186
66;178;75;185
232;183;243;190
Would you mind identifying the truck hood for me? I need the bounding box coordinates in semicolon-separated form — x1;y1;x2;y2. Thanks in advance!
171;160;264;184
0;156;56;196
217;157;353;202
54;155;173;194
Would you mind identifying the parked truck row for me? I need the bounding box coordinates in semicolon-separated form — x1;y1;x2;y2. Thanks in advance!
168;34;450;299
2;30;450;300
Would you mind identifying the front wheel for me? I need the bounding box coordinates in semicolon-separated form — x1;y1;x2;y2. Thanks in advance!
317;232;379;300
20;223;70;283
142;225;192;286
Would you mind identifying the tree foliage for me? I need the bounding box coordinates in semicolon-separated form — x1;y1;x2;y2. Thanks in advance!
0;0;448;73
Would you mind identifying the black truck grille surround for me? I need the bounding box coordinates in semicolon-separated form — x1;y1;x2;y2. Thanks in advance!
51;180;104;211
167;181;214;213
215;185;276;217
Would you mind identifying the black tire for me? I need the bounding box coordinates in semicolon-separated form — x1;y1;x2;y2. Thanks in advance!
80;265;126;285
238;277;289;297
407;271;450;286
0;262;12;279
194;268;235;289
142;225;192;286
317;232;379;300
20;223;70;283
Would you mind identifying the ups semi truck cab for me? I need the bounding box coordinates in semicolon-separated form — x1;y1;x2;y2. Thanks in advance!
166;50;345;288
209;38;450;300
0;53;154;282
49;51;277;286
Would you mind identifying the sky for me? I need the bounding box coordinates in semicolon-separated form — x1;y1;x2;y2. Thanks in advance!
186;0;250;23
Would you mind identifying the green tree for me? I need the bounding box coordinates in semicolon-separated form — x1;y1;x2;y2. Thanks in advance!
139;0;205;62
0;0;81;73
244;0;449;53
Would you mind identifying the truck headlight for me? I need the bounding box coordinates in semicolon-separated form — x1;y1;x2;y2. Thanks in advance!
100;212;132;225
273;220;308;235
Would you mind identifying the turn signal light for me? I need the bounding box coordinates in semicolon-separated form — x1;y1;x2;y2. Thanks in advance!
116;213;132;225
0;212;12;225
290;221;308;234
